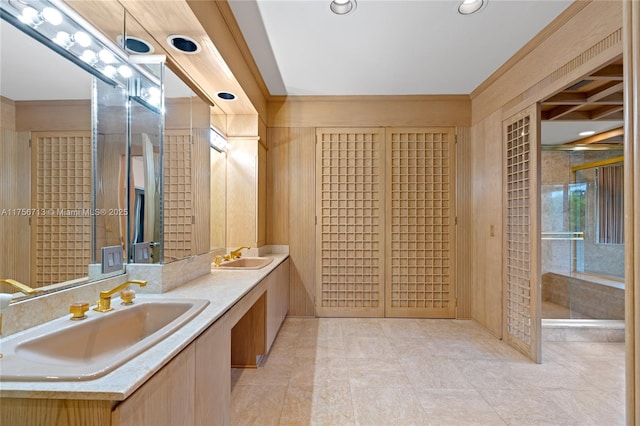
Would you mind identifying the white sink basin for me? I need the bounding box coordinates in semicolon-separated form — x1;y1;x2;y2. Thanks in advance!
0;298;209;381
216;257;274;270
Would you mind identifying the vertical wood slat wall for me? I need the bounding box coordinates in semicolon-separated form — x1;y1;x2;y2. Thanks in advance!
316;128;386;317
502;106;541;362
456;126;472;319
386;128;456;318
0;128;31;285
164;131;193;262
31;132;92;287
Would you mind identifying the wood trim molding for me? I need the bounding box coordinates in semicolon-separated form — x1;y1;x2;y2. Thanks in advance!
471;0;592;98
215;1;273;101
502;29;623;114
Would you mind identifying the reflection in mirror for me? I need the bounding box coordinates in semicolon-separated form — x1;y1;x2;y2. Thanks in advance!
0;18;114;297
129;93;163;263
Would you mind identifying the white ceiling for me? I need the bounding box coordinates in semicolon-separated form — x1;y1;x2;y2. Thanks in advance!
228;0;574;96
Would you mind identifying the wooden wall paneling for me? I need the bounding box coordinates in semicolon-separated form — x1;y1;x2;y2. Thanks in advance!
0;129;31;286
226;137;258;248
266;128;289;244
164;130;193;262
385;127;456;318
455;126;472;319
288;128;316;316
268;96;471;128
502;105;542;363
1;97;16;130
210;148;227;251
257;142;267;247
624;1;639;423
470;111;504;337
15;100;91;132
192;128;211;255
316;128;385;317
30;132;92;287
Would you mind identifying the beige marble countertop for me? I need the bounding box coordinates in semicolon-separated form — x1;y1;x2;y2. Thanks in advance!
0;253;289;401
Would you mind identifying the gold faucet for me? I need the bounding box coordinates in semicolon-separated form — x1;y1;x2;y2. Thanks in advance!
0;279;40;295
214;255;223;267
229;246;251;260
94;280;147;313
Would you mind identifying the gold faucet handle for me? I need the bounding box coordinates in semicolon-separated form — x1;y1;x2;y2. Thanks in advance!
214;255;223;267
69;302;89;320
120;289;136;305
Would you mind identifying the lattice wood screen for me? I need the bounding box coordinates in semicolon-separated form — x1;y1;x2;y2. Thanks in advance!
503;106;541;363
316;128;385;317
386;128;456;318
164;131;192;262
31;132;92;287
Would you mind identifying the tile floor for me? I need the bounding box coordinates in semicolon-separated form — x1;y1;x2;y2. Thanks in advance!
231;317;625;426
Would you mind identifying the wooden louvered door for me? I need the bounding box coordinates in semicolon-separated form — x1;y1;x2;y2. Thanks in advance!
503;105;542;363
385;128;456;318
316;128;386;317
31;132;92;287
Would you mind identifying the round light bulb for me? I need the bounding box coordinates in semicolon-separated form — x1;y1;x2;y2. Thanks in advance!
74;31;91;48
80;50;97;64
458;0;485;15
102;65;117;78
98;49;116;64
42;7;63;25
579;130;596;137
19;7;43;26
53;31;73;49
118;65;132;78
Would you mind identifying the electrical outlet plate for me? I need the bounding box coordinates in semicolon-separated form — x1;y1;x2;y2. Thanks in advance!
133;242;152;264
101;245;124;274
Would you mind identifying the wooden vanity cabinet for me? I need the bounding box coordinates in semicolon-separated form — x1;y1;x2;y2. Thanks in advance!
266;258;290;352
113;316;230;426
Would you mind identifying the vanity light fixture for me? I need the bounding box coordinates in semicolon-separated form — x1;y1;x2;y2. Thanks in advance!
579;130;596;137
458;0;487;15
167;34;201;54
210;128;228;152
330;0;357;15
1;0;131;89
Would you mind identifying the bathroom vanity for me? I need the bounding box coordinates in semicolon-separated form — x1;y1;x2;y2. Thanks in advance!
0;254;290;426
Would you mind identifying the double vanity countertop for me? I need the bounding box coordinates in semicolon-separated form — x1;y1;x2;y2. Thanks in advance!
0;253;289;401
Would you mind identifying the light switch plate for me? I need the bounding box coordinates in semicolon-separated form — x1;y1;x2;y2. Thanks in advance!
101;245;124;273
133;242;152;263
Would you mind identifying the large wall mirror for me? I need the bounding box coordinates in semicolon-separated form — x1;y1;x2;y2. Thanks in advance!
1;1;227;301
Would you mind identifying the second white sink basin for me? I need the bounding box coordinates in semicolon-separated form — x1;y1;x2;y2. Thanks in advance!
216;257;274;270
0;297;209;381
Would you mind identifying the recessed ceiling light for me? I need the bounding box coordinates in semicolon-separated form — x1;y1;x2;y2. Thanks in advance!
458;0;487;15
116;35;154;54
579;131;596;137
217;92;236;101
330;0;357;15
167;35;201;54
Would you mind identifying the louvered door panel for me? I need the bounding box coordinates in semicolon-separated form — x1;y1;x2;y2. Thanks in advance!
503;105;541;363
385;128;456;318
31;132;92;287
316;128;385;317
164;130;192;262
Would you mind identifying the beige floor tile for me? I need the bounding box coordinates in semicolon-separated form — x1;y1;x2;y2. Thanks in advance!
279;384;355;426
399;357;474;390
456;360;536;390
231;357;293;387
230;384;287;426
544;389;624;425
289;356;350;387
344;336;398;358
416;389;507;425
340;318;385;338
300;318;344;340
478;388;579;425
350;386;429;426
348;358;411;388
296;337;346;360
379;318;429;339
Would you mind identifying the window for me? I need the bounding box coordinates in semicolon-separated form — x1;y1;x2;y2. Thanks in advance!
596;163;624;244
